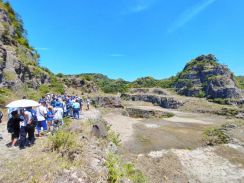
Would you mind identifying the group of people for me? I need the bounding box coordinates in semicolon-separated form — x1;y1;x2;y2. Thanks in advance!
6;94;91;150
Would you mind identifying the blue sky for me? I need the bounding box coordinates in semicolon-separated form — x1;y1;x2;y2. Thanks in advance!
8;0;244;81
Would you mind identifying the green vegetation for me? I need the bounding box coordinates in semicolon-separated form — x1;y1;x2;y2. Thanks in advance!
50;77;65;94
1;1;34;50
106;153;147;183
123;163;147;183
48;130;77;153
203;127;230;146
57;73;178;94
107;131;121;146
106;153;124;182
0;87;13;106
235;76;244;89
217;107;239;116
99;79;129;93
184;54;218;71
3;71;16;80
208;98;231;105
130;76;177;89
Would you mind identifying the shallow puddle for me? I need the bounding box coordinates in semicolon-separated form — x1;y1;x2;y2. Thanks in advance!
123;119;211;154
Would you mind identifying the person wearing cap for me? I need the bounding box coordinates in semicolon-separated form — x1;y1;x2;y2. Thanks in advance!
36;100;48;137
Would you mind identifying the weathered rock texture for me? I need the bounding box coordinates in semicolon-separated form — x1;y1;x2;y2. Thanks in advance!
61;76;99;93
0;6;51;89
175;54;242;99
130;88;168;95
121;94;183;109
91;95;123;108
123;107;174;118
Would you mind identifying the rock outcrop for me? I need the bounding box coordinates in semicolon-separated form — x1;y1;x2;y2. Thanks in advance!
121;94;183;109
175;54;242;99
91;95;123;108
130;88;168;95
123;107;174;118
0;4;51;90
61;76;99;93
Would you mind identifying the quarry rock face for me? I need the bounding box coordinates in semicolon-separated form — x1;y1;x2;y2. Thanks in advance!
123;107;174;118
121;93;183;109
175;54;242;99
91;95;123;108
0;7;51;89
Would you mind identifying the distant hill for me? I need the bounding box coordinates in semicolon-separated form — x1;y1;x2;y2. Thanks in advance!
174;54;242;99
0;1;242;105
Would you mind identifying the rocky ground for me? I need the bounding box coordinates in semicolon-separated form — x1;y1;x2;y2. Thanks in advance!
0;108;109;183
103;100;244;183
1;92;244;183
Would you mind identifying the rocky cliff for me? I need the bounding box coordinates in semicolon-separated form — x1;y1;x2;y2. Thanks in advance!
0;2;51;90
175;54;242;99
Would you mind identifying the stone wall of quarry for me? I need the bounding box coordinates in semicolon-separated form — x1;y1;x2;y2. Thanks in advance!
121;93;183;109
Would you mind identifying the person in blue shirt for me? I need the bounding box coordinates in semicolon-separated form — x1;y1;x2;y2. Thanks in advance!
46;106;54;132
51;98;57;107
72;100;80;119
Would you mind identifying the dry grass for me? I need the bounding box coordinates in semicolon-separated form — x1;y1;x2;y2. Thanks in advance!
0;139;74;183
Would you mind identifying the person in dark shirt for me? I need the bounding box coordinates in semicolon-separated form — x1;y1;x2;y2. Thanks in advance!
0;111;3;140
7;111;22;147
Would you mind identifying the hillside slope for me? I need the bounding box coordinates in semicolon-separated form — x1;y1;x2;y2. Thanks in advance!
0;2;53;89
175;54;242;99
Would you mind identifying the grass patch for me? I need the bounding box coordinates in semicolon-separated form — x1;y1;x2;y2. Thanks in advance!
217;107;239;116
47;129;82;161
3;71;16;80
0;140;73;183
164;112;174;118
105;153;147;183
107;131;121;146
203;127;230;146
123;163;147;183
0;87;14;106
106;153;123;182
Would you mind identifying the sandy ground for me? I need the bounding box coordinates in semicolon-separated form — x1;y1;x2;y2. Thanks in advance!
103;112;140;142
172;146;244;183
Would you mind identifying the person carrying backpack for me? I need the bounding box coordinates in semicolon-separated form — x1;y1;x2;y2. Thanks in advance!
7;111;22;147
25;107;37;146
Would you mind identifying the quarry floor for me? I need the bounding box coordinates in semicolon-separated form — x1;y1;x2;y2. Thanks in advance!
103;103;244;183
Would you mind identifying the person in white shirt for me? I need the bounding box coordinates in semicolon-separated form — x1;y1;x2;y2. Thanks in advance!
19;109;31;149
36;100;47;136
53;103;64;127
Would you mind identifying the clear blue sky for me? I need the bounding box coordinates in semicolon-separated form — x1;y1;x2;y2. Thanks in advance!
8;0;244;81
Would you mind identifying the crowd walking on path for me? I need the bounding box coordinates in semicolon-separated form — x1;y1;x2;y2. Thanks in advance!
3;93;91;150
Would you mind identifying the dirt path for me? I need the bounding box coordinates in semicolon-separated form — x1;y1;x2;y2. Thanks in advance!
0;108;100;168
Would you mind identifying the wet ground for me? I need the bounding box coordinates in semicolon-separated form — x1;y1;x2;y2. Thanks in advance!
103;105;244;183
123;119;210;154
